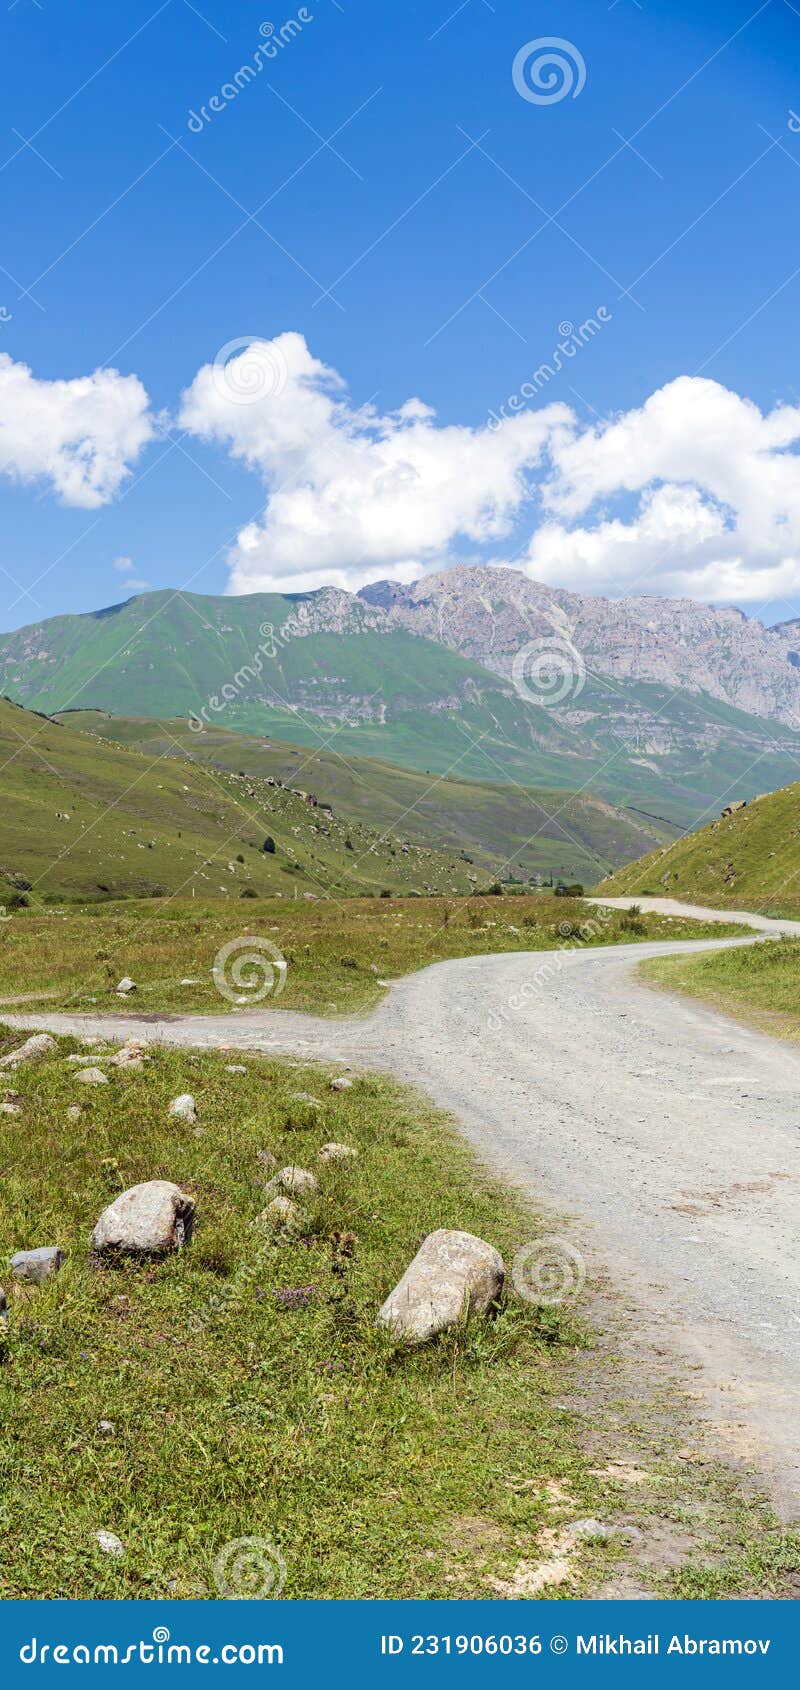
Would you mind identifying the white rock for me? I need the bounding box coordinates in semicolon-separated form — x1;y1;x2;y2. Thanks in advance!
180;977;200;986
318;1142;358;1163
91;1180;196;1254
0;1101;21;1115
291;1091;321;1106
0;1033;57;1070
66;1104;83;1120
267;1165;318;1198
168;1093;197;1123
378;1229;505;1345
225;1064;247;1074
94;1529;124;1558
74;1067;108;1085
329;1076;353;1092
115;978;136;994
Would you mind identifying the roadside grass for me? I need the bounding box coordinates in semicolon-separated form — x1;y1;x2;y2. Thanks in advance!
1;1027;798;1601
0;896;747;1018
639;939;800;1043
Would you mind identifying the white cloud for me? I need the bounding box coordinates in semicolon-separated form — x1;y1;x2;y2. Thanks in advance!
113;554;135;572
179;344;800;604
0;354;153;508
179;331;572;594
526;376;800;604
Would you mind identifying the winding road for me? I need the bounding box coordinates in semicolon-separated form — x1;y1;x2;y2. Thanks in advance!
7;897;800;1516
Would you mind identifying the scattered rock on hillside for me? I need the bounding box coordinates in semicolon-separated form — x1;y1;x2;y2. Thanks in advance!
225;1064;247;1075
256;1148;278;1171
318;1142;358;1163
168;1093;197;1123
267;1165;318;1198
115;978;136;995
94;1530;124;1558
74;1067;108;1085
378;1228;505;1345
91;1180;196;1255
291;1091;321;1106
329;1076;353;1092
97;1420;115;1437
258;1195;300;1228
66;1104;83;1121
0;1033;57;1070
11;1246;64;1284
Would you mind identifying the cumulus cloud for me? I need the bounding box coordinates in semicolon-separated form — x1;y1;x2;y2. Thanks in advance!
179;331;572;594
0;354;153;507
526;376;800;604
178;342;800;604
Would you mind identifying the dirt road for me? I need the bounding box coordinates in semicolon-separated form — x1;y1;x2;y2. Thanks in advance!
7;899;800;1515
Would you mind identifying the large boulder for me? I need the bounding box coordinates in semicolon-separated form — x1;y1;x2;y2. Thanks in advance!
0;1033;57;1071
378;1228;504;1345
91;1180;195;1255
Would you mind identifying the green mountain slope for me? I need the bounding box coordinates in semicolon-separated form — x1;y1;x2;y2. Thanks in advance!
4;589;800;829
59;711;670;884
596;781;800;914
0;698;476;904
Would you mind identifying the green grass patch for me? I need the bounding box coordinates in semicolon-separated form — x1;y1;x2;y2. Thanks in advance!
640;938;800;1042
0;896;747;1017
1;1029;797;1599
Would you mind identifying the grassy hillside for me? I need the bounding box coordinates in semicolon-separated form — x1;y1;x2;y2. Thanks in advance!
4;590;800;829
0;698;475;905
60;711;672;884
596;779;800;917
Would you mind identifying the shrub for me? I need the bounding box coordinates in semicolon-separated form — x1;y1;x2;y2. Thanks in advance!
263;837;276;854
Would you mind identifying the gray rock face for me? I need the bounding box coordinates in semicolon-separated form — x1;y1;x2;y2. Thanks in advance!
0;1033;57;1070
91;1180;196;1254
378;1228;505;1345
11;1247;64;1284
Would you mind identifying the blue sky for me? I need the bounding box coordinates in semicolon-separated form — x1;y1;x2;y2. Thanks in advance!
2;0;800;630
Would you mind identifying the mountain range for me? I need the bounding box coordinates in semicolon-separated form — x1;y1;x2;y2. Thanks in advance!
2;566;800;833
